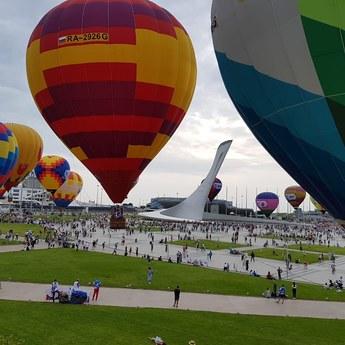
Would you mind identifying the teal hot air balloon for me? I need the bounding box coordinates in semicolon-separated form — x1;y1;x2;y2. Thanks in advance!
212;1;345;222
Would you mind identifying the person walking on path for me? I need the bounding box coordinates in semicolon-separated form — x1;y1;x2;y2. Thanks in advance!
277;267;282;280
292;282;297;300
250;251;255;262
92;279;101;301
245;259;249;271
147;267;154;284
51;279;59;303
276;284;286;304
173;285;181;308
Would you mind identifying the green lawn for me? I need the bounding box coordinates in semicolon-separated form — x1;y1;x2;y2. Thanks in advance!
1;301;345;345
288;244;345;256
0;223;44;237
171;239;244;250
0;239;22;246
0;249;343;302
247;248;322;264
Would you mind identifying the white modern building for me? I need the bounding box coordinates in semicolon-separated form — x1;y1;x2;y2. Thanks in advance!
8;172;52;207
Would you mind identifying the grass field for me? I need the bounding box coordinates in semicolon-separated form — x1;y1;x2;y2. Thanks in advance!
247;248;322;264
0;223;44;237
171;239;244;250
0;239;22;246
288;244;345;256
0;249;343;302
1;301;345;345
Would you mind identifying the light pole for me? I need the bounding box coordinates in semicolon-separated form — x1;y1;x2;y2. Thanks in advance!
96;185;99;207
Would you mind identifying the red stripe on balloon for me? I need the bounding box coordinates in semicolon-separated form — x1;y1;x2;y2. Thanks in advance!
35;89;54;111
61;131;156;158
135;15;176;38
43;63;137;86
38;83;177;122
135;83;174;103
85;158;145;171
52;115;163;136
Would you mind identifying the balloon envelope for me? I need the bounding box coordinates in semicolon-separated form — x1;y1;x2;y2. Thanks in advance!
35;155;70;193
310;196;326;214
0;123;19;187
212;1;345;221
256;192;279;217
3;123;43;191
284;185;306;209
27;0;197;203
53;171;83;208
202;177;222;202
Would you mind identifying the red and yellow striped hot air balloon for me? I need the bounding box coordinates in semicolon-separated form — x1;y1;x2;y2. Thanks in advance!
26;0;197;203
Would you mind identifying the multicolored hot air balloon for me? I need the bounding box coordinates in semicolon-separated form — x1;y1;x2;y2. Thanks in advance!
204;177;222;202
26;0;197;203
35;155;70;194
256;192;279;218
3;124;43;192
212;1;345;222
284;185;306;209
53;171;83;208
310;196;326;214
0;123;19;187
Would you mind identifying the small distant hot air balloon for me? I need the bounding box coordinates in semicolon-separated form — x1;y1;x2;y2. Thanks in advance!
53;171;83;208
3;123;43;192
256;192;279;218
26;0;197;204
0;186;6;198
284;185;306;209
0;123;19;187
202;177;222;202
35;155;70;194
310;196;326;214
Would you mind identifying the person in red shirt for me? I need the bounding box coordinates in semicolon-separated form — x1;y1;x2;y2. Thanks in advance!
92;279;101;301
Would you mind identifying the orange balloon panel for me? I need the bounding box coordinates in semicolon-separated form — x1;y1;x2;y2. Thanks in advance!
26;0;197;203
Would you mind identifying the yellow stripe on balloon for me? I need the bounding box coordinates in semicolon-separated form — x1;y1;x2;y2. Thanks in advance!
170;28;197;111
0;142;10;159
127;133;170;160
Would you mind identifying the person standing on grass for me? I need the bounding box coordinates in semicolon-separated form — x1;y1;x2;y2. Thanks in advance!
147;267;154;284
292;281;297;299
92;279;101;301
173;285;181;308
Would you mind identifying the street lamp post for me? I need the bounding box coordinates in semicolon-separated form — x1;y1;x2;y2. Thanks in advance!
96;185;99;207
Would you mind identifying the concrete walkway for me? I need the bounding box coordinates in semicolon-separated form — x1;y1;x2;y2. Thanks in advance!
1;281;345;320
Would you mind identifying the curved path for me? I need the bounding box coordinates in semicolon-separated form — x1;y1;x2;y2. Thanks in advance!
0;281;345;320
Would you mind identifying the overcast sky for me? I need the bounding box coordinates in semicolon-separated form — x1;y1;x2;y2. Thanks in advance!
0;0;308;212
